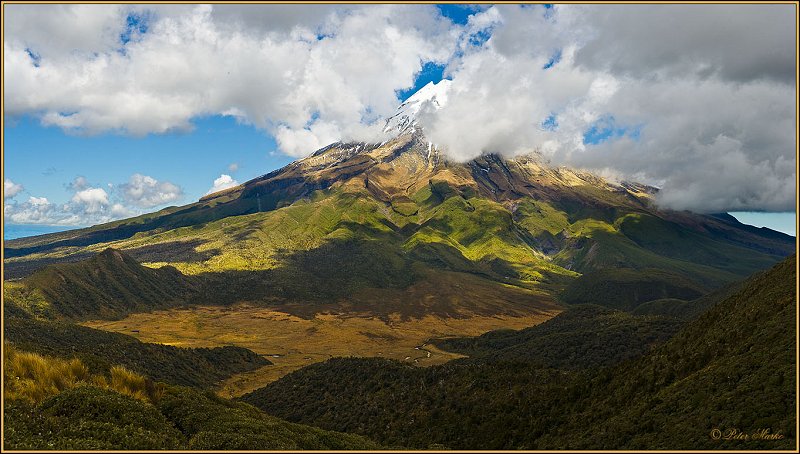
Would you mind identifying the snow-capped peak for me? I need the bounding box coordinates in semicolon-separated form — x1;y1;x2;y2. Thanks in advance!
383;80;452;134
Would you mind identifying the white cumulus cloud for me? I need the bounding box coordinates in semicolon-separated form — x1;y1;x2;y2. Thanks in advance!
28;196;49;206
420;4;795;213
70;187;109;213
206;174;240;195
4;175;180;226
4;4;460;156
4;179;24;199
120;173;183;208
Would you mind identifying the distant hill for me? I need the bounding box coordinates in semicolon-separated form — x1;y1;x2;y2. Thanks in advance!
241;255;796;450
559;268;708;312
20;248;197;320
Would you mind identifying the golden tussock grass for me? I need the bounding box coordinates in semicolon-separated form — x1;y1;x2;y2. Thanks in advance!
3;343;161;404
109;365;164;402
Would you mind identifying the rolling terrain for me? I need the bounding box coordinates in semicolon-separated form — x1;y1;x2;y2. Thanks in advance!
241;255;796;450
3;120;791;390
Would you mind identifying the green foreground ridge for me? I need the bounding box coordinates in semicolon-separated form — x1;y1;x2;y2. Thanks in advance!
3;346;380;450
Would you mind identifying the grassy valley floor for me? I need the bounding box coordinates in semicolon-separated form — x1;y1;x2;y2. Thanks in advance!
82;305;559;397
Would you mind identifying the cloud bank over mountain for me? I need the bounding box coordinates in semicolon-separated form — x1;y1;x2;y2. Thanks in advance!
4;4;796;213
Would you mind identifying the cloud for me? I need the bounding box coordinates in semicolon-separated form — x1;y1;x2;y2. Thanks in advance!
5;197;58;224
5;174;184;226
206;174;240;195
67;176;90;191
120;173;183;208
110;203;135;218
4;179;24;199
228;162;239;172
3;4;126;59
572;4;796;84
567;78;796;213
28;196;49;206
420;4;795;213
5;4;461;155
70;187;109;213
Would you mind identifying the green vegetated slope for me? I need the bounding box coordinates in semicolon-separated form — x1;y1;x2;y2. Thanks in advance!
242;256;796;450
432;304;682;369
559;267;708;312
3;385;379;450
22;248;198;320
3;349;380;450
4;185;791;321
548;253;796;450
3;316;270;389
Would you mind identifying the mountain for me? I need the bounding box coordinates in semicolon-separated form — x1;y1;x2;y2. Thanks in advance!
383;80;451;134
3;82;793;320
240;255;796;450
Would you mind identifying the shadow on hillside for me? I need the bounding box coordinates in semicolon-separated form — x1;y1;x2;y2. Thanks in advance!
187;223;560;321
3;240;219;280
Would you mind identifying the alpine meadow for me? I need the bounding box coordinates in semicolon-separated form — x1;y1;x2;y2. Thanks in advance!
2;2;797;451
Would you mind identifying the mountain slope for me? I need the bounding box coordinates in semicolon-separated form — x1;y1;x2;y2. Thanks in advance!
431;304;682;369
241;255;796;450
549;254;796;449
559;268;708;311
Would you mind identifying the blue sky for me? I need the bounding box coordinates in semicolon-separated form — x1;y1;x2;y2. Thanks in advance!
729;212;796;237
3;4;795;237
5;115;292;211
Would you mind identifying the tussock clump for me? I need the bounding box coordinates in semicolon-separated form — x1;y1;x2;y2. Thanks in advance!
4;344;90;402
109;365;165;403
4;344;159;404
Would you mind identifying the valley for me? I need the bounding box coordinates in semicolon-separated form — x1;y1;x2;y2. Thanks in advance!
83;305;558;397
